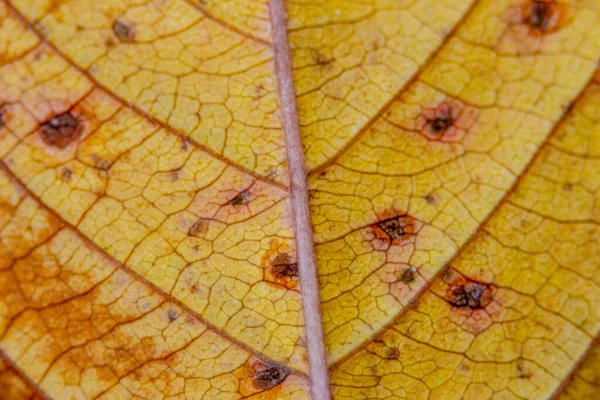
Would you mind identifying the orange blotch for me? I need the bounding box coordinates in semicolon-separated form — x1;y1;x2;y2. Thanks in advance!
261;240;298;290
417;100;478;142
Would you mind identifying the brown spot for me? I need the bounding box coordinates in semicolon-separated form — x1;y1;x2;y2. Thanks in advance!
229;191;249;206
446;280;493;309
517;361;533;379
425;193;437;205
40;112;82;149
524;0;562;34
261;241;298;290
418;100;478;141
112;20;136;42
253;363;290;391
399;266;417;284
312;49;334;67
188;219;208;237
385;347;400;360
271;253;298;280
91;154;110;171
166;309;177;322
61;168;73;181
169;168;181;181
373;215;416;243
562;183;572;192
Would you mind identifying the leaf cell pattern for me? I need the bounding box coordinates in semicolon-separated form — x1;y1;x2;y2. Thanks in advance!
0;0;599;399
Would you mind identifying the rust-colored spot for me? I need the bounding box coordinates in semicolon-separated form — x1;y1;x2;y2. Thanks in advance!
112;20;136;42
188;219;208;237
253;363;290;391
373;215;416;244
446;279;493;309
40;112;82;149
229;191;249;206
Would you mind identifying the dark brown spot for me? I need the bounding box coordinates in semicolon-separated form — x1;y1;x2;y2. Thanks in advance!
399;267;417;284
521;0;567;35
271;253;298;280
188;219;208;237
167;309;177;322
448;281;493;309
61;168;73;181
562;183;572;192
429;114;453;134
385;347;400;360
312;49;334;67
229;191;249;206
112;20;136;42
528;1;552;31
253;363;290;391
376;216;414;241
425;193;437;205
40;112;82;149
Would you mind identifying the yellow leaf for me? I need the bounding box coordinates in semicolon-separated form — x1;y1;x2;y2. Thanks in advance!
0;0;599;399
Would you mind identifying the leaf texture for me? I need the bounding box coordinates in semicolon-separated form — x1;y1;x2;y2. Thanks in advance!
0;0;599;399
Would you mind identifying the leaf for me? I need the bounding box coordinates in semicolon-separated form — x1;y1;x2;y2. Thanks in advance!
0;0;599;399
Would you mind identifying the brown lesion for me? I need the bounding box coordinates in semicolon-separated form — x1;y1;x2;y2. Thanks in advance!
188;219;209;238
444;276;494;310
236;358;290;397
417;100;477;142
503;0;572;53
522;0;567;35
261;240;298;290
372;214;417;245
112;20;136;42
40;111;82;149
252;362;290;391
228;190;249;207
311;49;334;68
398;266;417;284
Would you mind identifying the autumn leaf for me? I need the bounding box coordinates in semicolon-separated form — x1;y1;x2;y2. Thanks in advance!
0;0;599;399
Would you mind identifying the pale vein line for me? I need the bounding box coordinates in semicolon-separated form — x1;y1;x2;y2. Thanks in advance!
268;0;331;399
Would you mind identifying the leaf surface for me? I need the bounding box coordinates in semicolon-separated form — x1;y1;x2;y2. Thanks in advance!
0;0;599;399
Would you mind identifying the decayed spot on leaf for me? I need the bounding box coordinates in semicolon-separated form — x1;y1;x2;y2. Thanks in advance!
372;214;416;244
187;218;209;237
261;240;299;290
445;277;494;309
112;20;136;42
523;0;567;35
417;100;479;141
40;112;82;148
253;362;291;390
